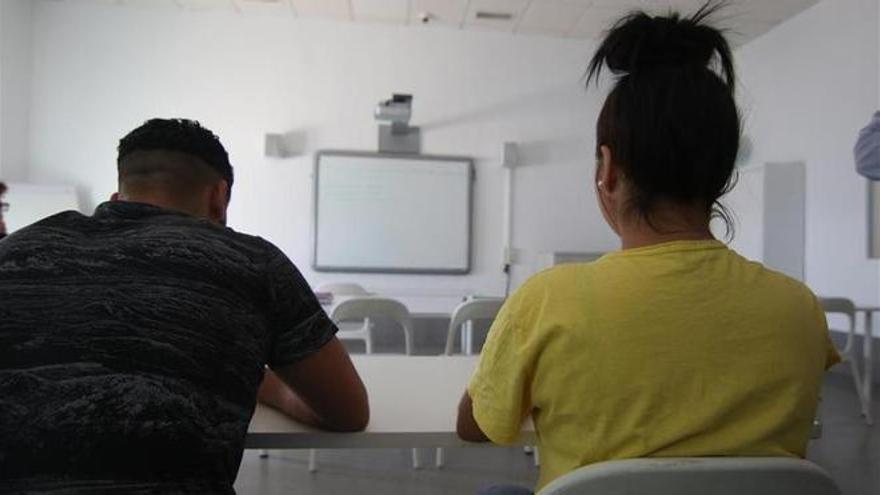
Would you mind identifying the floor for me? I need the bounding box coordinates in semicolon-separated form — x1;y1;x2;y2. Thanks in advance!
235;325;880;495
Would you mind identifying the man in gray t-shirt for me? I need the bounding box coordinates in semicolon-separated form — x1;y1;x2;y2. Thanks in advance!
0;119;368;493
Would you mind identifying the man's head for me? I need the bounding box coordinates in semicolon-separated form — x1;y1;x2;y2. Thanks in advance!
115;119;234;225
0;181;7;238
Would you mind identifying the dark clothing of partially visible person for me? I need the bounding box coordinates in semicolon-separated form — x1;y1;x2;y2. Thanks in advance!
0;201;337;493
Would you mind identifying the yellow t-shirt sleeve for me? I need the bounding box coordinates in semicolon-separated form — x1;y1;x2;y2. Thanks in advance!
467;293;534;445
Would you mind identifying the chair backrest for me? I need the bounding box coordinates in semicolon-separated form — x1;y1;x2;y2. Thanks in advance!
331;297;414;354
317;282;371;296
818;297;856;354
819;297;856;319
540;457;840;495
445;298;505;355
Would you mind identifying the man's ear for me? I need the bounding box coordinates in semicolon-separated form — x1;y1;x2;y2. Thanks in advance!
208;180;229;226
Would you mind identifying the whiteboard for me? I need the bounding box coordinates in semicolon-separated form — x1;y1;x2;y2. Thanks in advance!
313;151;473;274
4;183;80;233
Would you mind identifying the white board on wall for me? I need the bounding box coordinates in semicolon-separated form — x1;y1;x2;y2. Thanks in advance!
4;183;80;233
313;151;473;274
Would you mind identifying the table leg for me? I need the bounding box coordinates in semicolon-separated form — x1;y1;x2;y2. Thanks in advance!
865;312;874;425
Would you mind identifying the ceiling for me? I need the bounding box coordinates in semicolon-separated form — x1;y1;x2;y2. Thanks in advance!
58;0;821;45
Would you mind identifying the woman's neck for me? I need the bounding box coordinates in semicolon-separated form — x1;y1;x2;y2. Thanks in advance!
616;204;715;250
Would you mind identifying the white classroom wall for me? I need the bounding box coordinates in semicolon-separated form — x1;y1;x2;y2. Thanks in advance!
0;0;34;182
736;0;879;306
25;1;615;295
13;0;880;306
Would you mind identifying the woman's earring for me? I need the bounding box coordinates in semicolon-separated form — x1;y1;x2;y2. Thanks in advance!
597;180;604;189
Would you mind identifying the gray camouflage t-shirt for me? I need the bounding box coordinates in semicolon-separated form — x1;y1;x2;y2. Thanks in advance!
0;201;337;493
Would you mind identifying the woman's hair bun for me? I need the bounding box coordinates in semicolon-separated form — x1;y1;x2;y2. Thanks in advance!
588;2;735;89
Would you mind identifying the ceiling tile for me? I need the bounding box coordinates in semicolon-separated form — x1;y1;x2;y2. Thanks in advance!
291;0;351;19
232;0;294;16
176;0;237;11
517;0;588;36
725;18;775;47
588;0;647;9
464;0;530;33
122;0;180;8
56;0;821;47
409;0;468;27
78;0;123;5
724;0;819;24
568;6;628;39
351;0;408;23
641;0;710;16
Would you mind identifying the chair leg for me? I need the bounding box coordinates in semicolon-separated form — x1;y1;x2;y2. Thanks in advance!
404;329;413;355
365;334;373;355
533;447;540;467
308;449;318;472
435;447;445;468
411;448;421;469
464;321;474;355
847;358;872;424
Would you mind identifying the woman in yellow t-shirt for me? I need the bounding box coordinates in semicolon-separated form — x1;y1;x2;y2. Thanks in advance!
456;4;840;495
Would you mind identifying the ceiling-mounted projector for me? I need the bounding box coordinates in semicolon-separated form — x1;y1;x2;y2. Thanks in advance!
375;94;413;127
375;93;419;154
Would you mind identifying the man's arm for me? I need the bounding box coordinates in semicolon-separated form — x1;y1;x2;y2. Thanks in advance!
457;390;490;442
258;337;369;432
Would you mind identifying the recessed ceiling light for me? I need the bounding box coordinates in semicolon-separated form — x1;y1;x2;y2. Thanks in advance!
475;11;514;21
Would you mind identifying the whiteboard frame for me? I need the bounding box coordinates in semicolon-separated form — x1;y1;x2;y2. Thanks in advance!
312;150;475;275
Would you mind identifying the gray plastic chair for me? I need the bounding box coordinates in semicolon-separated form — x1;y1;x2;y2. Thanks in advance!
330;297;420;469
300;295;413;472
540;457;840;495
443;297;505;355
331;297;414;355
317;283;375;354
436;298;505;468
819;297;872;424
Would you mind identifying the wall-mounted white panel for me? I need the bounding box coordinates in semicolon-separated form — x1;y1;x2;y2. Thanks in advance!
314;152;473;274
762;162;806;281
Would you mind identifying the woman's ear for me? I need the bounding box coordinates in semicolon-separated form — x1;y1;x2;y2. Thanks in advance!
597;145;618;193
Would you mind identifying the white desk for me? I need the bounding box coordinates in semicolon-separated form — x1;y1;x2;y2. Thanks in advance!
245;355;535;449
854;306;877;423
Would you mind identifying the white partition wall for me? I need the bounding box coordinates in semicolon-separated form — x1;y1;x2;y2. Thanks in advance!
724;162;806;281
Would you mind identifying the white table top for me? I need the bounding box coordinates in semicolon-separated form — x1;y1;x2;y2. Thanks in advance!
246;355;535;449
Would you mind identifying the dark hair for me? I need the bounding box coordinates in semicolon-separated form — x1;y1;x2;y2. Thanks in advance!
117;118;234;201
586;2;740;235
0;182;6;196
